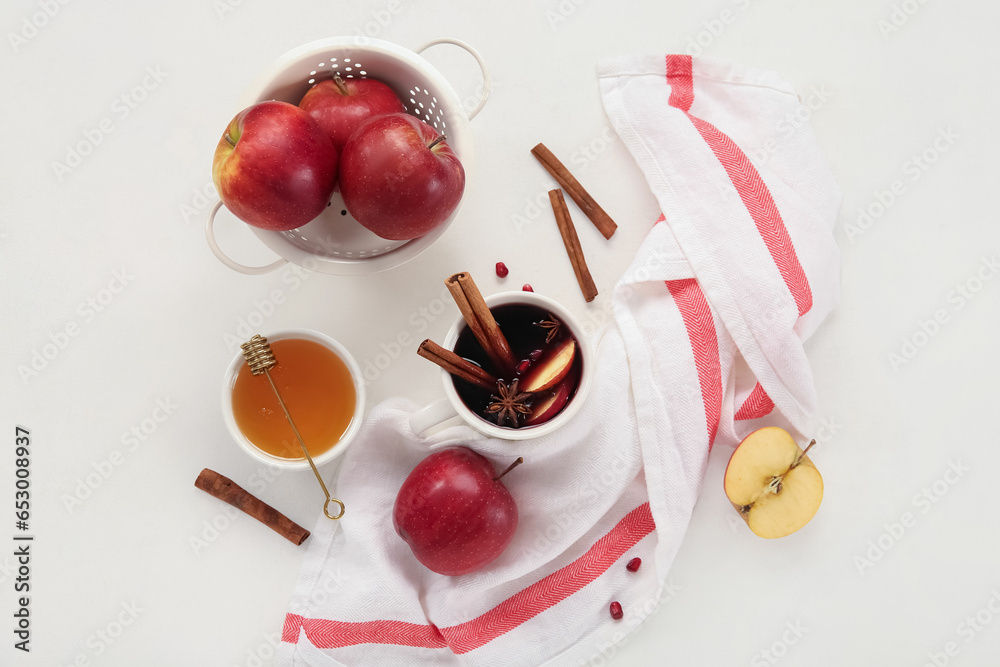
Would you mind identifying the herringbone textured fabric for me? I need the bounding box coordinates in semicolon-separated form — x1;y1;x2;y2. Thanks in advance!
276;55;840;667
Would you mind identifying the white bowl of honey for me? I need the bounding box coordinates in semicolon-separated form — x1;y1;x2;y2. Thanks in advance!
222;329;365;470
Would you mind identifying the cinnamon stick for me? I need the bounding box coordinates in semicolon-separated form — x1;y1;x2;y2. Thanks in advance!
531;142;617;239
548;189;599;302
445;272;517;375
194;468;310;546
418;339;498;391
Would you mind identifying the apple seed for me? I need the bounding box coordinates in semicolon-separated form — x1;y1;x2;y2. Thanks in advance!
767;476;783;495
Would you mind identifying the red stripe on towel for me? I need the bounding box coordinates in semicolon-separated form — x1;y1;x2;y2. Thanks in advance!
283;503;656;653
734;382;775;420
665;54;694;112
666;279;722;448
664;56;813;317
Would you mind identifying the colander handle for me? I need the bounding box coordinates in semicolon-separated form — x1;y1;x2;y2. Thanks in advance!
416;38;491;120
205;200;288;275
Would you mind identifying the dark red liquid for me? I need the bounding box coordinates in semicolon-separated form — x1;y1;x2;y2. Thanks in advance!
452;304;582;429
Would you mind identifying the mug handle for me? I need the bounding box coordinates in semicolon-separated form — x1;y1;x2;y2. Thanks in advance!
205;200;288;275
415;38;491;120
409;397;461;436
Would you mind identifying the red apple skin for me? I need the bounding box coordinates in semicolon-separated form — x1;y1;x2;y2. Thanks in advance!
298;77;404;151
212;101;338;231
523;368;578;426
340;113;465;241
392;447;518;576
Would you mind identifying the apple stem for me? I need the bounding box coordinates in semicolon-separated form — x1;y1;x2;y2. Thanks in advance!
333;74;349;96
224;132;236;148
792;439;817;468
493;457;524;482
427;134;448;151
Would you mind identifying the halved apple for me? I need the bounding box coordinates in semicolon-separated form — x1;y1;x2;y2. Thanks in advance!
723;427;823;539
521;339;576;393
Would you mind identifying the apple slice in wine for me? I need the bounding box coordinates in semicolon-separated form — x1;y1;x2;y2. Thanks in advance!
523;374;575;426
521;338;576;393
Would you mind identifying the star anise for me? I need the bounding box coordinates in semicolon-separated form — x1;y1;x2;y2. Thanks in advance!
535;314;562;343
485;379;532;427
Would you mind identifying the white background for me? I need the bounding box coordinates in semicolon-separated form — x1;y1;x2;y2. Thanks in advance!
3;0;999;665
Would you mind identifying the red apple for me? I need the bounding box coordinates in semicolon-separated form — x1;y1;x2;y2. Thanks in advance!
340;113;465;241
298;75;404;152
392;447;520;576
212;100;338;231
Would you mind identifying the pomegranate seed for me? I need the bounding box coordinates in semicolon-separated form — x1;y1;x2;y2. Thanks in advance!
626;557;641;572
529;349;544;361
522;283;534;292
495;262;509;278
516;359;530;374
609;601;623;620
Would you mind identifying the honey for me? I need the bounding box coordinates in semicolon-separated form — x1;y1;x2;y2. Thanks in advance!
231;338;356;460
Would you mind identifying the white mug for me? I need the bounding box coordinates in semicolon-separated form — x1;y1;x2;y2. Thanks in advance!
409;291;594;440
221;328;366;470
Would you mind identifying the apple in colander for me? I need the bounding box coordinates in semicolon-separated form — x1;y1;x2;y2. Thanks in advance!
339;113;465;241
298;75;404;152
212;101;338;231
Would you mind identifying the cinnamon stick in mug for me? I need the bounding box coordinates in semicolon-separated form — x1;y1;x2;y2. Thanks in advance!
418;339;498;391
445;272;517;375
194;468;310;545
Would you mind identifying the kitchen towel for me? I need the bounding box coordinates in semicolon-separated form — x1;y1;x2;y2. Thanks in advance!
276;54;841;666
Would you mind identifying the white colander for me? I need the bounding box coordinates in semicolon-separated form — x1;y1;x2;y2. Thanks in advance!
206;36;490;275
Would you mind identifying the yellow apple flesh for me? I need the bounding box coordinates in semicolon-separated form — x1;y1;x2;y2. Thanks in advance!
723;427;823;539
521;339;576;393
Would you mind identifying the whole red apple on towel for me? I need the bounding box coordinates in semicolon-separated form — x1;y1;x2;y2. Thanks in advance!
393;447;518;576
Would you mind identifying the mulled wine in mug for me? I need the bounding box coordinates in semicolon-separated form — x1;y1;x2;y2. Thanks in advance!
410;290;594;440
